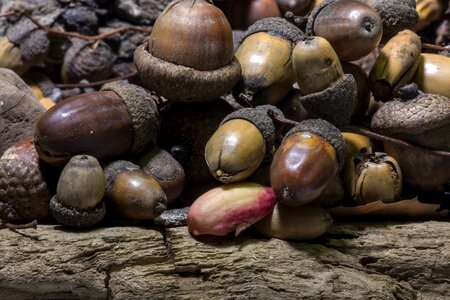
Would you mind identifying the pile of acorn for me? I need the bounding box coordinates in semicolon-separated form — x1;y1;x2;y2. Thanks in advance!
0;0;449;241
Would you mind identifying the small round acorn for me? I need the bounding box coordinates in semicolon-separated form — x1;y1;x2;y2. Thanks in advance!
205;105;283;183
50;155;106;228
34;82;159;166
270;119;346;206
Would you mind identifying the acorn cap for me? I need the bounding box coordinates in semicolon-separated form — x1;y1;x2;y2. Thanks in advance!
134;43;241;102
371;92;450;150
240;17;304;44
7;18;49;64
221;105;283;154
299;73;358;126
50;195;106;228
103;160;140;196
101;82;160;155
0;159;51;223
284;119;346;171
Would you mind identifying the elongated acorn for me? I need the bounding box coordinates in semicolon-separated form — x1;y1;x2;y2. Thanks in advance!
50;155;106;228
413;53;450;98
187;182;276;236
104;160;167;220
253;204;332;241
270;119;346;206
369;29;422;101
292;36;357;126
415;0;443;31
344;148;402;205
234;17;304;105
205;106;282;183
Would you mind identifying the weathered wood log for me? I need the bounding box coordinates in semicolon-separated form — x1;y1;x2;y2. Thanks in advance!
0;221;448;299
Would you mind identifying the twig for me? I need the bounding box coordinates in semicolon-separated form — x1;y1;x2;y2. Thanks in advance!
422;42;449;52
55;71;138;89
0;219;38;230
340;125;450;159
0;11;16;17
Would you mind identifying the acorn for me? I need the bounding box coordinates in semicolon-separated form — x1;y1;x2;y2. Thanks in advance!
205;105;282;183
306;0;382;62
315;176;344;208
134;0;241;102
344;147;402;205
0;138;52;223
253;204;332;241
50;155;106;228
292;36;357;126
233;17;304;106
61;39;114;84
137;147;185;205
228;0;281;29
358;0;419;41
270;119;346;206
369;30;422;102
277;89;314;123
371;86;450;189
415;0;443;31
34;82;160;166
413;53;450;98
276;0;313;15
0;68;46;155
104;160;168;220
187;182;276;236
342;63;370;118
0;19;49;75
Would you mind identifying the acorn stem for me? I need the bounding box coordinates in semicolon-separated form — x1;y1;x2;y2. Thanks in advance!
0;219;38;230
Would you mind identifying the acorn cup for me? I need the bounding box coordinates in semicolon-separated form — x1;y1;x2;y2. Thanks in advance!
270;119;346;206
0;19;49;75
233;17;304;106
34;82;160;167
306;0;383;62
344;147;402;205
371;86;450;190
369;30;422;102
413;53;450;98
292;36;357;126
50;155;106;228
104;160;168;221
134;0;241;102
205;105;283;183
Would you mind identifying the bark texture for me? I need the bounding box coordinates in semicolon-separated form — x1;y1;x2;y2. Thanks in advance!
0;221;448;299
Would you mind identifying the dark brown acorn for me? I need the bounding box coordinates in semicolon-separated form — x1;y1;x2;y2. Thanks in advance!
270;119;346;206
134;0;241;102
229;0;281;29
34;82;159;167
306;0;382;62
104;160;167;220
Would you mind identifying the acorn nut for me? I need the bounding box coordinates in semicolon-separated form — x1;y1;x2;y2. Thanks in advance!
134;0;241;102
270;119;346;206
369;30;422;102
344;147;402;205
50;155;106;228
104;160;168;220
234;17;304;105
228;0;281;30
205;106;282;183
34;82;159;166
292;36;357;126
0;138;52;223
306;0;382;62
415;0;443;31
276;0;313;15
413;53;450;98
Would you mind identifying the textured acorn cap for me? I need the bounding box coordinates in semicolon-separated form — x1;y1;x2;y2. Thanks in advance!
101;82;160;155
241;17;304;44
134;43;241;102
371;92;450;150
299;74;357;127
0;159;51;223
284;119;346;171
50;195;106;228
221;105;283;154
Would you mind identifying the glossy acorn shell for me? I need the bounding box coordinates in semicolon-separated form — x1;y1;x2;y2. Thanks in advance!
229;0;281;29
276;0;312;14
271;132;339;206
413;53;450;98
34;91;133;166
148;0;233;71
57;155;105;210
307;0;382;62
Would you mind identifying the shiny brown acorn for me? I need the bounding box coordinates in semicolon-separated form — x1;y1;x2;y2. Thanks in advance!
270;119;346;206
34;82;159;166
